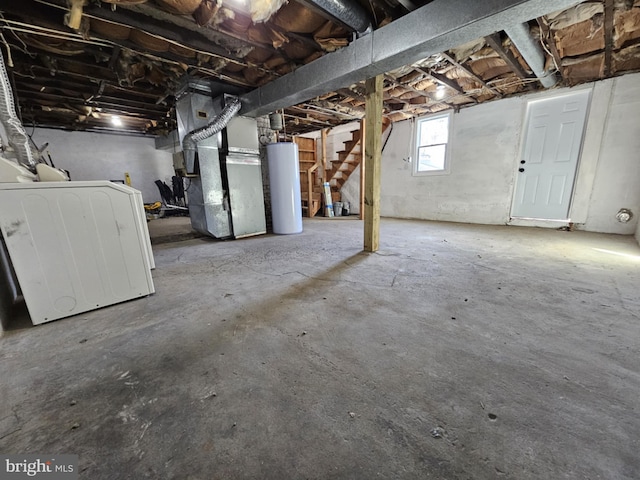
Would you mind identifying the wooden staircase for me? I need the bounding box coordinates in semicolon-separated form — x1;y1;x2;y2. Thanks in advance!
327;118;391;190
293;136;323;217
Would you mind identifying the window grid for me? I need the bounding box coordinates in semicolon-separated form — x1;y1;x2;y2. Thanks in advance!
414;113;451;175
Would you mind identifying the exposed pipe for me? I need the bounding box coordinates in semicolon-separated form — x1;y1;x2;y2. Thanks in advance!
0;49;35;169
182;96;241;168
505;22;557;88
297;0;372;36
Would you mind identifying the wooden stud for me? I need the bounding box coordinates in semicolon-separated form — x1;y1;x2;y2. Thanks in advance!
363;75;383;253
485;33;531;80
384;74;431;101
603;0;614;77
414;67;476;103
440;52;504;98
359;119;365;221
321;128;328;181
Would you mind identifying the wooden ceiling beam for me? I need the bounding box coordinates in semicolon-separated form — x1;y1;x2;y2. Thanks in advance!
29;0;249;65
17;89;169;119
11;72;167;101
603;0;614;77
335;87;396;111
108;45;122;71
485;33;531;80
307;99;366;118
18;82;165;112
440;52;504;98
384;74;432;100
3;15;276;80
414;67;477;103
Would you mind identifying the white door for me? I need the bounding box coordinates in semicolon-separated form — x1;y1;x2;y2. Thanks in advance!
512;89;590;220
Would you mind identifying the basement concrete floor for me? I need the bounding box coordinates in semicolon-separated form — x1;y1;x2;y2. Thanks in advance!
1;218;639;479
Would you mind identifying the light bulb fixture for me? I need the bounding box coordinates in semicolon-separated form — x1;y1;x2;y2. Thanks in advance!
111;115;123;127
435;85;446;100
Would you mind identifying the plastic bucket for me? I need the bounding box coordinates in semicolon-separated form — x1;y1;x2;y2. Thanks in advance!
333;201;343;217
342;201;350;216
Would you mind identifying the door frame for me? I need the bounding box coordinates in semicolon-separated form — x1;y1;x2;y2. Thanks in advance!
509;86;593;226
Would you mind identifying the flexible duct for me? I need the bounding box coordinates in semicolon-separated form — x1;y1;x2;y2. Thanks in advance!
182;96;242;162
0;49;35;169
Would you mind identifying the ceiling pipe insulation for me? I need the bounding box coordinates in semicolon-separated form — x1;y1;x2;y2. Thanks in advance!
504;22;558;88
297;0;372;36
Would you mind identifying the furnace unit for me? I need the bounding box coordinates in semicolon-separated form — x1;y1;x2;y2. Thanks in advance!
175;83;266;239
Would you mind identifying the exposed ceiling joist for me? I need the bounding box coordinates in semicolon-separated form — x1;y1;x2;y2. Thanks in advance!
603;0;614;77
414;66;477;103
484;32;531;79
240;0;582;117
384;74;432;100
440;52;504;98
32;0;249;66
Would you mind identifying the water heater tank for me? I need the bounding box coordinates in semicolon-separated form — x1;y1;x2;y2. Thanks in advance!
267;143;302;234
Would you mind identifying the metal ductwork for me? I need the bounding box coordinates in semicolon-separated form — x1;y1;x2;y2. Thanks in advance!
176;88;266;240
297;0;372;36
240;0;581;117
182;96;242;152
182;96;241;171
505;22;557;88
0;50;35;169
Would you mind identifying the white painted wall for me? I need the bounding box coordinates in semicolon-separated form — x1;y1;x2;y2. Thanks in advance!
338;72;640;235
30;129;174;203
582;74;640;234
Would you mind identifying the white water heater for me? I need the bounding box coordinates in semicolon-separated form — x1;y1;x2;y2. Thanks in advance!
267;142;303;234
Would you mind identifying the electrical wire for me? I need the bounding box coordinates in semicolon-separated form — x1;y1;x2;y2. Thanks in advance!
535;18;560;74
0;12;33;56
0;33;13;68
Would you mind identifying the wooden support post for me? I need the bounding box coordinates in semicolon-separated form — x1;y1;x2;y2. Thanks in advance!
321;128;328;181
306;164;319;217
359;119;365;221
363;75;383;252
307;169;313;218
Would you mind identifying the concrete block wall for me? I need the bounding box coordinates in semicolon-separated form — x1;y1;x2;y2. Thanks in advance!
334;72;640;236
30;129;175;203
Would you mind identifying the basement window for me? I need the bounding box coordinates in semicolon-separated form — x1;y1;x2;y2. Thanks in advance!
413;112;451;176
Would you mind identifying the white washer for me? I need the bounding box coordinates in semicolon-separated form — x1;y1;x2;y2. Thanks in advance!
0;181;155;325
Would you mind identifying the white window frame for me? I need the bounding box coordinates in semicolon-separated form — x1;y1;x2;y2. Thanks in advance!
413;111;452;176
